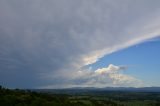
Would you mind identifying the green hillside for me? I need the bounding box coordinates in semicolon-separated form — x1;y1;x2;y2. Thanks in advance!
1;86;160;106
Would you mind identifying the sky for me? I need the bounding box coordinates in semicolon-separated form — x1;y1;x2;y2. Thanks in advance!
88;36;160;87
0;0;160;88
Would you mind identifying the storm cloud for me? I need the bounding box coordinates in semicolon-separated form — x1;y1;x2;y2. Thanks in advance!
0;0;160;88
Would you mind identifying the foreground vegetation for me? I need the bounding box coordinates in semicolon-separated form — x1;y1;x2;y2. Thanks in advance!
1;86;160;106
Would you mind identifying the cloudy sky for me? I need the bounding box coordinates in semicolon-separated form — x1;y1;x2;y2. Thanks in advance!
0;0;160;88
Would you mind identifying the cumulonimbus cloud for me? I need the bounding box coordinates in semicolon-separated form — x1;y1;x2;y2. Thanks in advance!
44;64;142;88
95;64;127;74
0;0;160;88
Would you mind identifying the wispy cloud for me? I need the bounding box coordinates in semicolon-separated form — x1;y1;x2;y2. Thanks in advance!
0;0;160;88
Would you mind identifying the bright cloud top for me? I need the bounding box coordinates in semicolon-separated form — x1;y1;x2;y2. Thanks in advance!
95;64;126;74
0;0;160;88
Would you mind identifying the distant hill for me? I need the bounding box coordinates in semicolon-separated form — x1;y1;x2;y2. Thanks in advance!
32;87;160;94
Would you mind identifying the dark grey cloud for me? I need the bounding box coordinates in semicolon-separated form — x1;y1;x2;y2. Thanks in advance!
0;0;160;88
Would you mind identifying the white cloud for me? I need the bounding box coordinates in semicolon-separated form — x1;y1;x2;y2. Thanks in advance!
95;64;125;74
0;0;160;88
79;64;142;87
43;64;143;88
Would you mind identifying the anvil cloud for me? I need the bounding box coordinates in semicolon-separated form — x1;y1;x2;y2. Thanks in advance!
0;0;160;88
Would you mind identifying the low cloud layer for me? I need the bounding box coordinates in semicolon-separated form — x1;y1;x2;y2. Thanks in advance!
44;64;142;88
0;0;160;88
